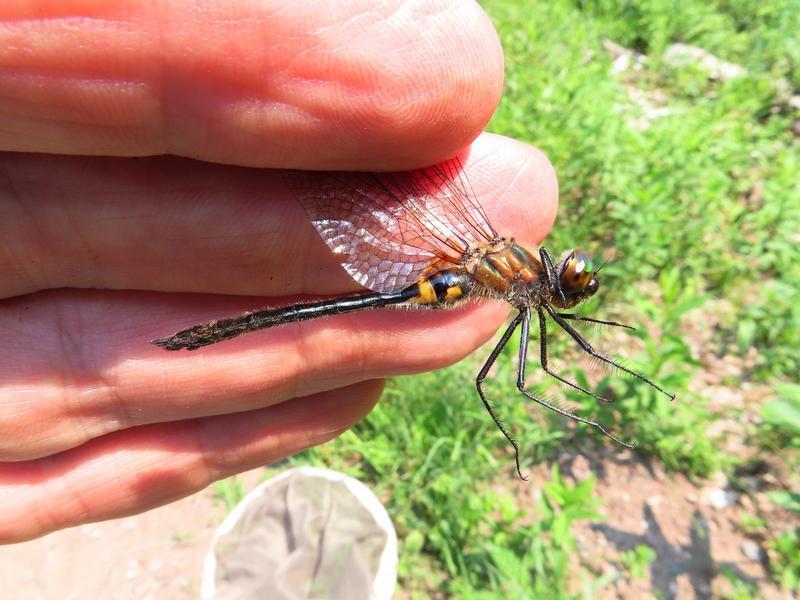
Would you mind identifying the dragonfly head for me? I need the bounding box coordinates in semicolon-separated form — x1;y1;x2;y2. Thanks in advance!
553;250;599;309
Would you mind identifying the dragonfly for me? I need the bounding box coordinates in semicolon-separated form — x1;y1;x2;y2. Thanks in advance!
152;156;674;479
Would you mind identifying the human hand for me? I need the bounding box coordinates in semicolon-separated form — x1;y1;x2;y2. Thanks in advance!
0;0;557;542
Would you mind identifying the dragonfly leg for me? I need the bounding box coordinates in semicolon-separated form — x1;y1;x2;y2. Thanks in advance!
556;313;636;331
476;310;527;480
535;309;616;404
516;310;633;447
545;305;676;400
539;247;567;307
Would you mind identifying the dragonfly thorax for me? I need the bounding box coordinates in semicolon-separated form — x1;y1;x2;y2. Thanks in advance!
470;239;543;302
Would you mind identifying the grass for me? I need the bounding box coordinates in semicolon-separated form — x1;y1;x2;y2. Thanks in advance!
220;0;800;596
211;475;246;512
768;528;800;591
619;544;657;580
759;383;800;591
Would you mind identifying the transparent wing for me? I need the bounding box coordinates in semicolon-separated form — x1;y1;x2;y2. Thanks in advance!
283;156;497;293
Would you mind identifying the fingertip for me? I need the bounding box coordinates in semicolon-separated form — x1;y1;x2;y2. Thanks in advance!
464;133;559;248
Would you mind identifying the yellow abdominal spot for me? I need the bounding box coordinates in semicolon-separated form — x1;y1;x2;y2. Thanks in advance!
412;279;437;304
445;286;462;300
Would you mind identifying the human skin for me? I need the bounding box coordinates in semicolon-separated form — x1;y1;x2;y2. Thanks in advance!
0;0;558;542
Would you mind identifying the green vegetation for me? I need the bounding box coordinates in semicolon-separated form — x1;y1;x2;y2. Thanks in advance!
761;382;800;450
233;1;800;596
768;527;800;591
619;544;657;580
720;566;759;600
211;475;246;511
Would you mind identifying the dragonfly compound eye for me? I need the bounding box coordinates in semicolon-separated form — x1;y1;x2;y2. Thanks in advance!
560;250;595;294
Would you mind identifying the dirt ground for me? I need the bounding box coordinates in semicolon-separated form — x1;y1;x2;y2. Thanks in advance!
559;448;792;600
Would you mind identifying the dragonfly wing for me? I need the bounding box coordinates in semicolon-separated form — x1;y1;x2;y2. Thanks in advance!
284;157;497;294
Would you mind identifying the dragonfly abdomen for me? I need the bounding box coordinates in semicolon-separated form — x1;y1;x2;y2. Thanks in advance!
151;270;476;352
152;290;409;351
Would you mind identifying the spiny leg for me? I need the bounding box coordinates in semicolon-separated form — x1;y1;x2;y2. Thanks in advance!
516;309;635;447
545;305;676;400
533;308;616;404
556;313;636;331
476;310;527;480
538;247;567;307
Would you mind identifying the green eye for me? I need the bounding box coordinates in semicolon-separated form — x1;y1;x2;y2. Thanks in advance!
571;251;592;274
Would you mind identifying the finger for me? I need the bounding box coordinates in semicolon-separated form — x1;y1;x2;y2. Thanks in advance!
0;133;555;298
0;379;383;543
0;0;502;170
